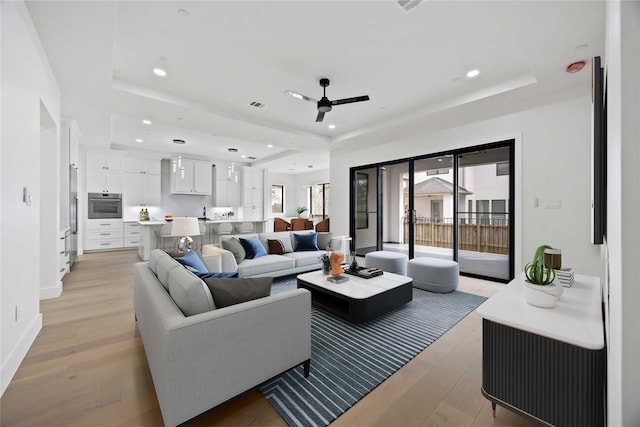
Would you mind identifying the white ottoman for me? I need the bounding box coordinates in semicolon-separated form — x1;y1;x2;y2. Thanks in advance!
407;257;459;293
365;251;408;275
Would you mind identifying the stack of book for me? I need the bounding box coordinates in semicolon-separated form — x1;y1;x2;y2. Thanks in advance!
555;267;574;287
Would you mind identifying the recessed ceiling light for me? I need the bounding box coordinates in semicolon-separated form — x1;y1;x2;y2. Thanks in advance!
142;119;152;125
153;68;167;77
267;144;273;148
241;154;247;158
173;139;185;144
177;9;190;17
466;69;480;78
308;165;313;168
135;138;143;143
247;156;257;160
328;124;336;129
228;148;238;152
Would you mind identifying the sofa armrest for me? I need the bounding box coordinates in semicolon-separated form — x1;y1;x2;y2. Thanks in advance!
138;280;311;427
201;253;222;272
202;244;238;272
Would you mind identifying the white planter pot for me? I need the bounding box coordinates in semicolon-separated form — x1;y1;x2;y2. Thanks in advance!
523;281;563;308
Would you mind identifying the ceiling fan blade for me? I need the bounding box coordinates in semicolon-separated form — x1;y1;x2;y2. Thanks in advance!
331;95;370;106
284;90;318;103
316;111;325;122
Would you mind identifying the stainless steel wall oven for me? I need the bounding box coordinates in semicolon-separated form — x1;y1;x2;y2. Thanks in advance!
88;193;122;219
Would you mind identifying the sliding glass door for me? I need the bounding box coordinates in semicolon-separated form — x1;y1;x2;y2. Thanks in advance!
456;146;513;280
350;140;514;282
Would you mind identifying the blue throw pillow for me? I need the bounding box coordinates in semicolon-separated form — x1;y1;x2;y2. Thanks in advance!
174;250;209;274
294;232;319;251
196;272;239;279
239;236;268;259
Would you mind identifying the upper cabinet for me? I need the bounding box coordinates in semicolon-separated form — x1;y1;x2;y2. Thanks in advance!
170;158;212;195
123;156;161;207
242;167;265;220
86;151;124;193
124;156;161;175
214;163;241;207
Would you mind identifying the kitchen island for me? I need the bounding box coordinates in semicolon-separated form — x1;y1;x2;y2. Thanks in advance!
136;219;268;260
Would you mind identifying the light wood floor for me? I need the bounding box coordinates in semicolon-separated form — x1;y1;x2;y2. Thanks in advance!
1;250;536;427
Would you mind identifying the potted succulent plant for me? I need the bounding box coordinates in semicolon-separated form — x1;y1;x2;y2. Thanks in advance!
296;206;309;218
523;244;562;308
524;244;556;285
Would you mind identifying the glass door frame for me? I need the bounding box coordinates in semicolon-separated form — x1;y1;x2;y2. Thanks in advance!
349;139;515;282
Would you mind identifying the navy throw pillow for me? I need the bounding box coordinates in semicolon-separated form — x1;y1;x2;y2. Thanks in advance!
239;236;268;259
294;232;319;251
196;272;239;279
174;250;208;274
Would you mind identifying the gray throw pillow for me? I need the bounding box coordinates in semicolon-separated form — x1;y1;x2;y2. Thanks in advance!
203;277;273;308
317;232;334;251
222;237;246;264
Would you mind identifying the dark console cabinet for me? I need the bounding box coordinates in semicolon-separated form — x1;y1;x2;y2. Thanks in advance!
476;274;606;426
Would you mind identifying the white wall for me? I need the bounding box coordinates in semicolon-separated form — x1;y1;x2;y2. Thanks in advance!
604;1;640;425
331;95;601;277
1;1;61;395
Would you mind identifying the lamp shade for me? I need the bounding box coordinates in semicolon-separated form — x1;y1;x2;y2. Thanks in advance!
171;217;200;237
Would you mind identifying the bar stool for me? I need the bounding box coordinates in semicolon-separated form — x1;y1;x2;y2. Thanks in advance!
234;222;254;234
211;222;233;244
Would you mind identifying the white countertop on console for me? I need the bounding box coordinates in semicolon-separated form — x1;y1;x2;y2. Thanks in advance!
476;273;604;350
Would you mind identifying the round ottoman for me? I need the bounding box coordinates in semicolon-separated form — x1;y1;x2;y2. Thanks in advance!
365;251;408;275
407;257;459;293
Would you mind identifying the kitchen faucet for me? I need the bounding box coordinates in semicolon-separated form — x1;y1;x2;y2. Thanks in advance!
203;206;206;219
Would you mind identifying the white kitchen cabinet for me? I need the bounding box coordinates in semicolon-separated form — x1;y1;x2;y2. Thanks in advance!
123;156;161;207
86;151;123;193
242;167;265;220
85;219;123;251
124;156;161;175
215;179;241;207
215;163;241;207
170;158;212;195
123;172;161;207
123;222;141;248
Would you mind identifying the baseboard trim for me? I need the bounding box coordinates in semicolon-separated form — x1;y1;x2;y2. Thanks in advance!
40;280;62;300
1;313;42;396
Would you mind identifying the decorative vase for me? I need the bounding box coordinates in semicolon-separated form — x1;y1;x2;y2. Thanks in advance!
523;280;563;308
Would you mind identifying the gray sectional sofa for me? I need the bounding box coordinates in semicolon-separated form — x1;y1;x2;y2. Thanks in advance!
203;231;339;278
133;249;311;427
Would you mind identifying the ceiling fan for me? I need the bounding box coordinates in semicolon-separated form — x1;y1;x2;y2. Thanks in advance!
284;78;370;122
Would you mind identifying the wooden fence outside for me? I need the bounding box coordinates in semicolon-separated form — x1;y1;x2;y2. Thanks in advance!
403;219;509;255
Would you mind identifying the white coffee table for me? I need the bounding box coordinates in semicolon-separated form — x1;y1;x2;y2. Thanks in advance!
297;270;413;322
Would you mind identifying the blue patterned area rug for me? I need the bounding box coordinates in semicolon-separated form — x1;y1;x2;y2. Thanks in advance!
260;275;486;427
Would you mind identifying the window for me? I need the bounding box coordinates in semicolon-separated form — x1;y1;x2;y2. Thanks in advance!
310;183;330;219
271;185;284;214
491;199;507;225
476;200;490;225
496;162;509;176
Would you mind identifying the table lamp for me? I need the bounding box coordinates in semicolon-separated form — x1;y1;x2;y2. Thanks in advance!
171;217;200;253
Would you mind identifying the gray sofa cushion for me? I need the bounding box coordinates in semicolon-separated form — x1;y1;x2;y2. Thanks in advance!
283;251;326;268
222;238;246;264
317;232;333;251
237;255;295;277
149;249;165;274
204;277;273;308
157;253;181;291
168;266;216;316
